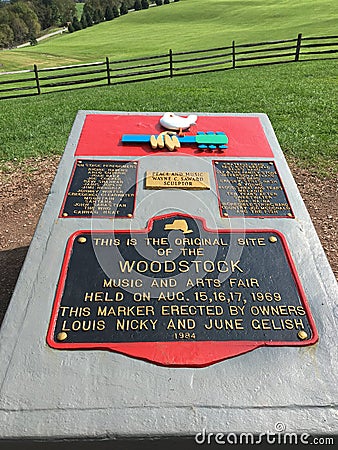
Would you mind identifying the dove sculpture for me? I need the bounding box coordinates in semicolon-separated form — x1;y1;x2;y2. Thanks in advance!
160;113;198;132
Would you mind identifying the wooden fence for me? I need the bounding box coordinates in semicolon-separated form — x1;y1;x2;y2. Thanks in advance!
0;34;337;100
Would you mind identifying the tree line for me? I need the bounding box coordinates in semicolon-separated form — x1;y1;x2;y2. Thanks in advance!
0;0;180;48
70;0;180;34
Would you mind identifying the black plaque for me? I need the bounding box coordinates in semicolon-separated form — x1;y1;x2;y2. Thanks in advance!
50;215;315;345
214;161;293;217
61;160;137;218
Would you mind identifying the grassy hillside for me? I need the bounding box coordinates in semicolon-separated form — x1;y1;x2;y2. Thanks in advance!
1;0;337;71
0;59;337;176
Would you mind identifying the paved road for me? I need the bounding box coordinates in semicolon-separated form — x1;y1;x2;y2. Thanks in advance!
16;27;67;48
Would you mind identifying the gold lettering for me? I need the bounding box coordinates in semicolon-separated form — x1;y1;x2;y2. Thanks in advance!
250;318;306;330
61;319;106;332
118;259;242;274
229;278;259;288
116;319;158;331
166;318;196;330
204;318;244;330
83;291;123;302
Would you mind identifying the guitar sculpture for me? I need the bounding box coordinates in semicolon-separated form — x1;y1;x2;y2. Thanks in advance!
121;113;229;152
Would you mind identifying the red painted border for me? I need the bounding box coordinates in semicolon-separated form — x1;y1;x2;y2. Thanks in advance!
59;159;139;219
47;213;318;367
74;114;274;158
213;160;294;219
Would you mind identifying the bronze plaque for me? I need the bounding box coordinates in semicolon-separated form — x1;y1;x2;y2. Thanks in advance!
60;160;138;218
214;161;293;217
47;214;317;367
145;171;210;189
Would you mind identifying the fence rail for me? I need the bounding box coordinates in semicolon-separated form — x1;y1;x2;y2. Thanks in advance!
1;33;337;100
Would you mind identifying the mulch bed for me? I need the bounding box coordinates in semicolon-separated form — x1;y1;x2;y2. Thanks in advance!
0;156;337;325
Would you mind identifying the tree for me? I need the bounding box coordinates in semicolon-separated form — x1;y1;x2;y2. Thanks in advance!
72;15;82;30
67;21;74;32
98;7;104;22
54;0;77;27
164;0;170;4
105;5;113;20
120;2;128;15
85;10;93;26
0;23;14;49
83;1;102;23
10;16;29;43
93;8;103;23
31;0;60;29
30;33;38;45
155;0;163;5
141;0;149;9
80;12;87;28
112;5;119;17
134;0;141;11
11;1;41;38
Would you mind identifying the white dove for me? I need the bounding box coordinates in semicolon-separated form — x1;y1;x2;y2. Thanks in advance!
160;112;197;135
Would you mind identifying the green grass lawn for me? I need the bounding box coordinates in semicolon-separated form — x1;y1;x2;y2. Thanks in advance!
1;0;337;72
0;59;337;176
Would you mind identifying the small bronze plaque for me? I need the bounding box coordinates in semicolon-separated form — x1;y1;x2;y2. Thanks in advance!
60;160;138;218
214;161;293;217
48;214;317;367
145;171;210;189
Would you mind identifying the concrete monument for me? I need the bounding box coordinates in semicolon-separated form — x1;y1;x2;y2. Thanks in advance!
0;111;336;448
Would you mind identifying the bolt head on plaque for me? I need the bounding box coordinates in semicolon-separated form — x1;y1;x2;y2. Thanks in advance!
298;330;308;340
56;332;68;341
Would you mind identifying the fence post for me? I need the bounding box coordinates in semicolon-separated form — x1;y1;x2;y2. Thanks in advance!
169;49;173;78
106;57;111;85
33;64;41;95
295;33;302;61
232;41;236;69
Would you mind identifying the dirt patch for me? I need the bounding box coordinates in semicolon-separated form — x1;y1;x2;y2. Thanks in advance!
0;156;337;325
0;156;60;324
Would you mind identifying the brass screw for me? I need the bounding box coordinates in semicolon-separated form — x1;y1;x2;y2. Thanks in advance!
269;162;274;166
223;213;228;217
57;332;68;341
62;212;68;217
77;237;87;244
297;330;308;340
269;236;278;243
287;213;293;217
127;214;133;218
